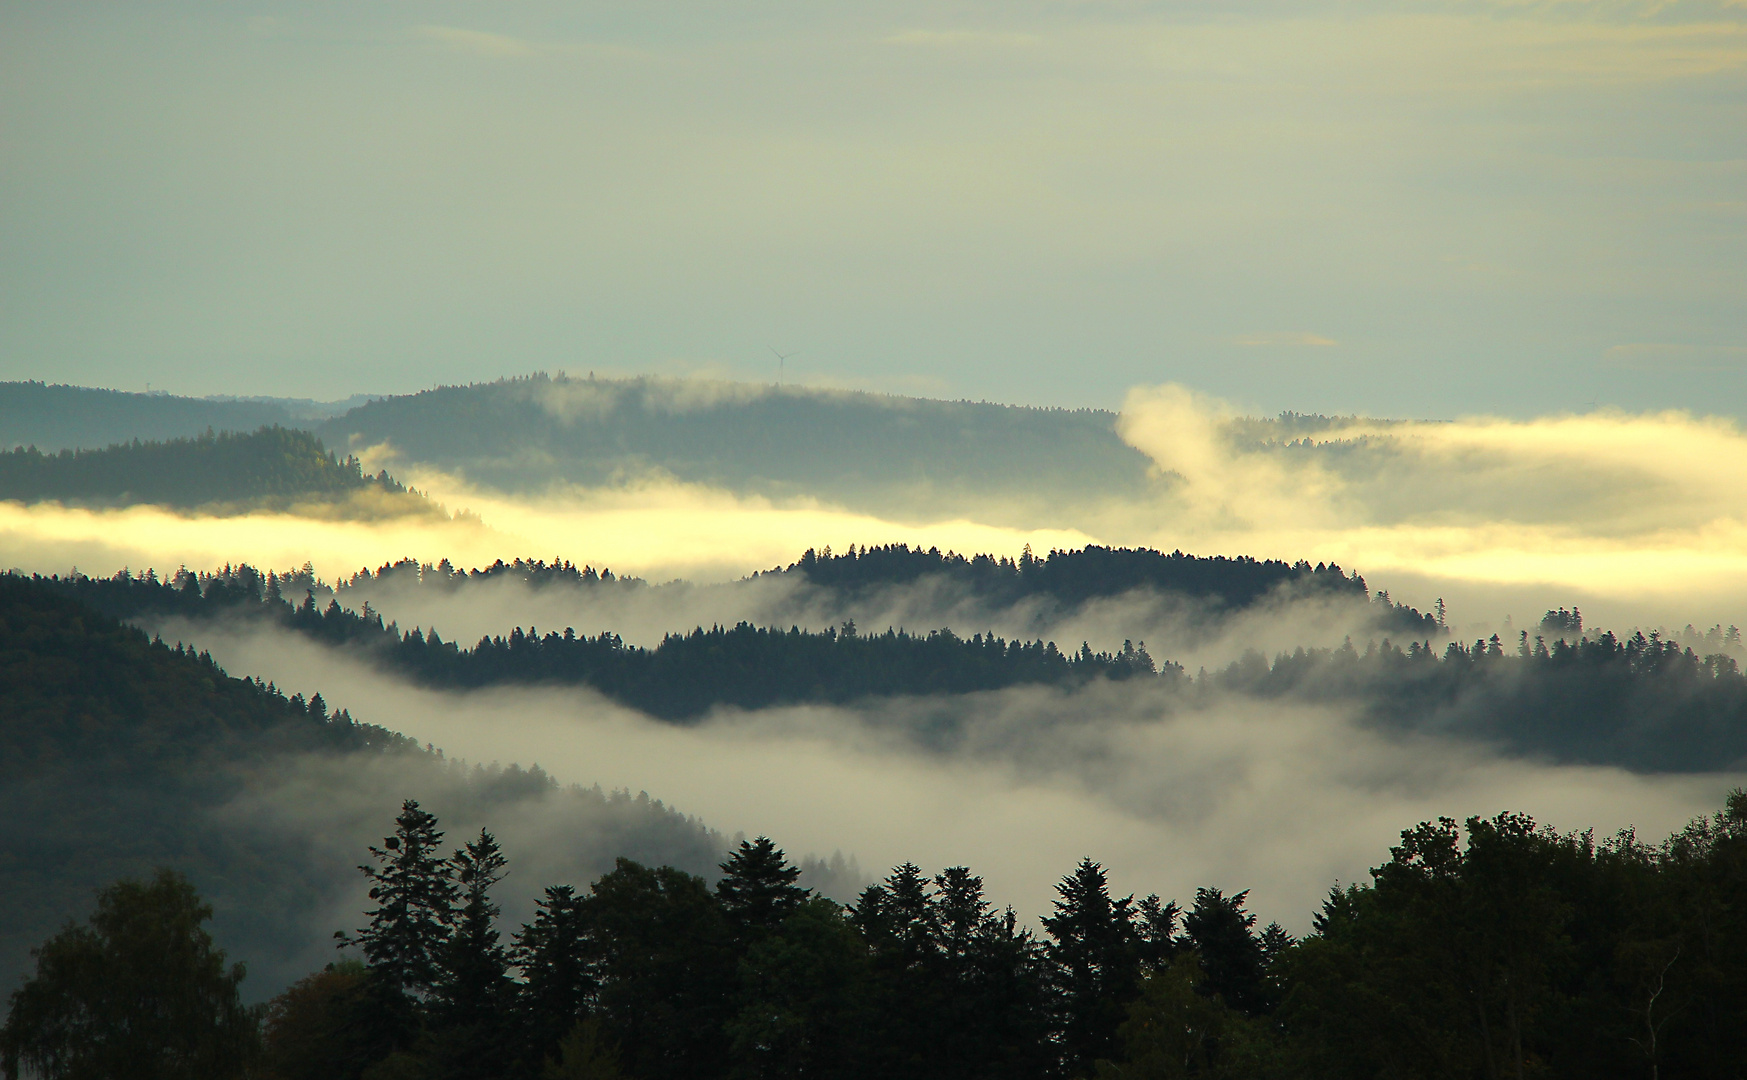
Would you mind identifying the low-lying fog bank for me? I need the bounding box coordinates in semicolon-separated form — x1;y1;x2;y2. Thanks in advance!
174;621;1742;941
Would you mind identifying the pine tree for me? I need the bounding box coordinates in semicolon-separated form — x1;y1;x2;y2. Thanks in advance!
716;837;808;942
429;830;511;1079
439;829;510;1024
354;800;457;1000
516;886;594;1065
1043;859;1140;1077
1183;888;1270;1016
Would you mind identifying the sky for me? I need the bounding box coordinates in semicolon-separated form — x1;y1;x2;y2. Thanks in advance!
2;0;1743;417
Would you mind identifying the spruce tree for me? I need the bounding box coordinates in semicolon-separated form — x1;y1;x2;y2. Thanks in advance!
354;800;457;1000
439;829;510;1023
430;830;511;1079
515;886;594;1065
1043;859;1140;1076
716;837;808;942
1183;888;1269;1016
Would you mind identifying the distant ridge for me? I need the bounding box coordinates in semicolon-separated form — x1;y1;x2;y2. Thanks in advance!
0;425;424;514
0;381;301;452
0;374;1162;524
311;373;1160;521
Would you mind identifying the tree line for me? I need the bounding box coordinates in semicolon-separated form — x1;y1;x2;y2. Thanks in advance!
1208;630;1747;771
53;567;1173;720
47;564;1747;767
0;425;410;509
773;543;1438;632
6;791;1746;1080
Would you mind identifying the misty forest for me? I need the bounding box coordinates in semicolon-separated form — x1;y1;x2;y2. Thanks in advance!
3;381;1747;1080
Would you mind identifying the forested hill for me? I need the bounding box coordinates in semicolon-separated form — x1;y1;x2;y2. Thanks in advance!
0;382;296;451
769;543;1435;626
0;575;728;996
311;374;1158;521
1219;633;1747;772
58;567;1173;720
0;573;404;989
49;563;1747;770
0;426;417;511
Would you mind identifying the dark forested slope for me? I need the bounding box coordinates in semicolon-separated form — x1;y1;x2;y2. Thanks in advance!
0;382;297;452
60;566;1172;720
51;560;1747;770
768;543;1430;621
0;426;419;512
0;573;404;988
0;576;724;997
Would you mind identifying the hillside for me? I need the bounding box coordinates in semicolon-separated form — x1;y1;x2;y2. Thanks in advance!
0;425;424;514
310;374;1160;521
0;576;725;997
57;557;1747;771
0;382;298;452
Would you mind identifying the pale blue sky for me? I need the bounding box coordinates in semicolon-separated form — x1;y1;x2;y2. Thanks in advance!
1;1;1742;417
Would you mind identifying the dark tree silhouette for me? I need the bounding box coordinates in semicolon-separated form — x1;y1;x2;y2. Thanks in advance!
0;870;259;1080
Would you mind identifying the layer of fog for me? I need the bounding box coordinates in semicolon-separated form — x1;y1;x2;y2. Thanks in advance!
171;619;1742;946
325;568;1452;681
1110;386;1747;628
209;754;729;999
5;382;1747;632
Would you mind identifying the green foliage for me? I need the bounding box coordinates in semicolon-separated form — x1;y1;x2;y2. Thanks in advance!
0;572;410;991
0;424;410;510
583;859;736;1080
1181;889;1269;1017
1206;630;1747;771
1277;801;1747;1078
726;896;867;1079
356;802;459;1002
784;542;1388;619
541;1020;622;1080
1045;860;1146;1076
1095;953;1274;1080
0;573;727;1003
0;869;260;1080
516;887;593;1066
14;793;1745;1080
261;961;373;1080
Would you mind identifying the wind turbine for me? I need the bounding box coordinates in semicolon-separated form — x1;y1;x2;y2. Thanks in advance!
769;347;796;385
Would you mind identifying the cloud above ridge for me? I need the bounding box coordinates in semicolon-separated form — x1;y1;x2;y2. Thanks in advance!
1113;385;1747;624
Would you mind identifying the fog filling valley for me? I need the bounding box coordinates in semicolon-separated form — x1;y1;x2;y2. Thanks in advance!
8;383;1747;995
140;584;1741;959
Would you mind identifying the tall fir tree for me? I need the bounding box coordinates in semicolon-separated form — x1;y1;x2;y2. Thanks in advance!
439;829;511;1024
1044;859;1141;1077
429;830;512;1079
514;885;595;1066
342;802;458;1066
353;800;458;1002
1182;888;1270;1016
717;837;809;942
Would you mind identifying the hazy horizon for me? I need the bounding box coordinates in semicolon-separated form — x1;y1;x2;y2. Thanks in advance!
3;1;1743;418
